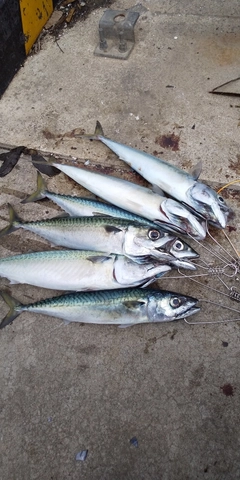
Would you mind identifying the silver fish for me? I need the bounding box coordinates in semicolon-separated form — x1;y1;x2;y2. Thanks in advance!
0;205;198;269
48;161;206;240
81;121;230;229
23;171;154;223
0;250;171;290
0;288;200;329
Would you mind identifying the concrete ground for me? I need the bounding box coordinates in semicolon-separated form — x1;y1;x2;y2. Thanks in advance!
0;1;240;479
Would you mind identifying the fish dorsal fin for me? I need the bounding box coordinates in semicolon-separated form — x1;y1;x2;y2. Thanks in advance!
86;255;112;264
152;184;166;196
95;120;104;136
191;161;202;180
51;213;70;219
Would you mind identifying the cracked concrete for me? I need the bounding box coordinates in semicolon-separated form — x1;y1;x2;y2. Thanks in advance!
0;1;240;479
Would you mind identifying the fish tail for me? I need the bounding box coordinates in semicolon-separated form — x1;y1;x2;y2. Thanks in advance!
0;203;21;237
74;120;104;140
0;291;22;329
22;171;47;204
31;153;60;177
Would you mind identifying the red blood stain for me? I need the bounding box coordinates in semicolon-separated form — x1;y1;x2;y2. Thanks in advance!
220;383;234;396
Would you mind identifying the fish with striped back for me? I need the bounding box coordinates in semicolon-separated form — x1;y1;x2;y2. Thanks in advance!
0;288;200;329
0;205;198;269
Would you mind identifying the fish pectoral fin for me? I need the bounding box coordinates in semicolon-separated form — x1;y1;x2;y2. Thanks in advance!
104;225;122;234
86;255;112;264
122;300;146;310
191;161;202;180
63;319;71;325
151;184;166;196
127;255;154;265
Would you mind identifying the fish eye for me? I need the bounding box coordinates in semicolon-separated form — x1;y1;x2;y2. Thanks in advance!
148;228;161;240
170;297;182;308
173;240;184;251
218;196;224;203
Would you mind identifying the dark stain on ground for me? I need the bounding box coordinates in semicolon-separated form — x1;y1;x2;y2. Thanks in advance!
50;0;114;37
220;383;234;396
227;225;237;233
222;341;228;347
75;344;99;355
144;337;157;354
155;133;180;151
229;154;240;175
152;150;164;156
181;158;193;170
170;328;177;340
42;127;85;140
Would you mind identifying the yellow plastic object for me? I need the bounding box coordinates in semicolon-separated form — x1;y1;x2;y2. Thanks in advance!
19;0;54;54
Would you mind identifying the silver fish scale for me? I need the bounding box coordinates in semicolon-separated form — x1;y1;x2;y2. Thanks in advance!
0;250;86;263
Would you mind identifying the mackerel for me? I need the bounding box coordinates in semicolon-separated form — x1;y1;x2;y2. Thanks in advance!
0;250;171;291
48;161;206;240
23;171;153;223
79;122;231;229
0;205;198;269
0;288;200;329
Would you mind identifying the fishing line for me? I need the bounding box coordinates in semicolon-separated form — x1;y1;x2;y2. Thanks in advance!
188;232;231;265
217;179;240;194
207;226;238;264
222;229;240;260
184;298;240;325
176;269;230;298
185;317;240;325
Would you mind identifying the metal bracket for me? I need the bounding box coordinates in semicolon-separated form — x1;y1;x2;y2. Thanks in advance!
94;9;139;60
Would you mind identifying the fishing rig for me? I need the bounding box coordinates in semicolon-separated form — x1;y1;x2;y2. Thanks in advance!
159;181;240;325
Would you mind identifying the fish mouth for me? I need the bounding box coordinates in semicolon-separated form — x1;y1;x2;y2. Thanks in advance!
169;258;196;270
176;305;200;320
209;203;227;228
175;298;200;319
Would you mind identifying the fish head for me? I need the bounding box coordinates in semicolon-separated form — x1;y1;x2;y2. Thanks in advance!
161;199;207;240
147;291;200;322
163;237;199;260
187;182;231;228
113;256;171;286
124;224;177;259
